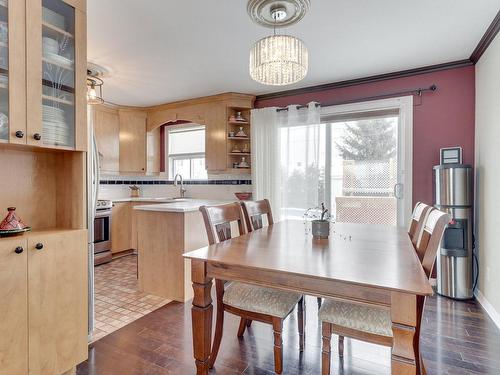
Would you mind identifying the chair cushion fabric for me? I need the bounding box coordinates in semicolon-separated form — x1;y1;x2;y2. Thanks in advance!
223;282;302;318
319;299;393;337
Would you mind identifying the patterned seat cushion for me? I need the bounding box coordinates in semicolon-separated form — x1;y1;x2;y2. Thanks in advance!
223;282;302;318
319;299;393;337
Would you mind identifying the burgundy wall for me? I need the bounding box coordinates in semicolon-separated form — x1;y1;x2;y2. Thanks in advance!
255;66;476;206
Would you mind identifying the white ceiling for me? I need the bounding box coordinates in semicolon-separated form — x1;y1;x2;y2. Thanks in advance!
88;0;500;107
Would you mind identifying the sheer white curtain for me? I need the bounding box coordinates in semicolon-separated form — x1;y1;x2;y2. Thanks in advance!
251;103;321;220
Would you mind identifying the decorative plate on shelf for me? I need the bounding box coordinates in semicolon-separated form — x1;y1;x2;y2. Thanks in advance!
0;227;31;237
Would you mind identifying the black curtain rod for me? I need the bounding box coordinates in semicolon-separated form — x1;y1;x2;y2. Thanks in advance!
276;84;437;111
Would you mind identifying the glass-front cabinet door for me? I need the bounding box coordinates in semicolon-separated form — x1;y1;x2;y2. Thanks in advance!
0;0;26;144
27;0;86;151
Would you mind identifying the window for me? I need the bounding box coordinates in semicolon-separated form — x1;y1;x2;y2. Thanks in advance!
280;102;409;226
167;125;207;180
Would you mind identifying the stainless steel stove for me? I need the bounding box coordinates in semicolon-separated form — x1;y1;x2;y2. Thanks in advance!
94;200;113;265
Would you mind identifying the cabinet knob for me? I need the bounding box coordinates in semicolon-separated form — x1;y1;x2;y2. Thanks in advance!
15;130;24;139
35;243;44;250
34;133;42;141
15;246;24;254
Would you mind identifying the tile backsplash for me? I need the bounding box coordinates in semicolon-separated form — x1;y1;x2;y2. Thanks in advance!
98;174;252;201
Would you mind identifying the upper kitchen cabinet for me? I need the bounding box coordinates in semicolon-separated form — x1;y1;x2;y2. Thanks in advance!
26;0;87;151
92;104;119;174
119;109;147;174
0;0;27;144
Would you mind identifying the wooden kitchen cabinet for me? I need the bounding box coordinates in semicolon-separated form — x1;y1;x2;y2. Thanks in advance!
111;202;133;253
0;238;28;375
26;0;87;151
119;109;147;174
28;229;87;375
147;126;161;174
93;105;120;174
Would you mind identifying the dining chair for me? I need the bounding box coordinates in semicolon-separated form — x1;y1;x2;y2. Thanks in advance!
199;203;304;374
319;209;450;375
240;198;274;231
408;202;433;247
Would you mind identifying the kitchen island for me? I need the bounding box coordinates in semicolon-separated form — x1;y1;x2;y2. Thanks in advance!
134;200;229;301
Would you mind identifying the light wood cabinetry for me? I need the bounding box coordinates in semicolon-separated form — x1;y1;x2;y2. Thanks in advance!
0;238;28;375
147;126;161;174
111;202;132;253
92;105;120;174
119;109;147;174
226;107;252;172
28;229;87;375
92;105;160;175
0;1;88;373
26;0;87;151
146;93;255;173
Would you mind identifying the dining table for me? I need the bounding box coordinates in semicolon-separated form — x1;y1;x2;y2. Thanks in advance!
183;220;433;375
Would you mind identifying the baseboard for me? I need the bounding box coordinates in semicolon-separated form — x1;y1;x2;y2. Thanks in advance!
475;289;500;329
112;249;135;259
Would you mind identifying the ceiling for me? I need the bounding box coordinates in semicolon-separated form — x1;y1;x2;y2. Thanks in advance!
88;0;500;107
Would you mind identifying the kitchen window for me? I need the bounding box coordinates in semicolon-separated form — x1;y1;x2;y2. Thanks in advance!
166;125;207;180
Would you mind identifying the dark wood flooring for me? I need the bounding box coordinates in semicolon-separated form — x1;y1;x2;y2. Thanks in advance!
77;295;500;374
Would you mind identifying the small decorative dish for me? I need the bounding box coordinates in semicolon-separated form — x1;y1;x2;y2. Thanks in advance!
0;227;32;238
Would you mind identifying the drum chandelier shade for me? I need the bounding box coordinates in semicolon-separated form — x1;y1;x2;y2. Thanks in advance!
249;34;308;86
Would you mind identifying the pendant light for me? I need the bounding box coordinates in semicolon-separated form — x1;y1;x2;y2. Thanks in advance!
248;0;310;86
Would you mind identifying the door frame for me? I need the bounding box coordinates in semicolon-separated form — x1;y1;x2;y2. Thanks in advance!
320;96;413;227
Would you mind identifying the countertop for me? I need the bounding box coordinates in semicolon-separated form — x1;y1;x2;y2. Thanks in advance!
110;197;185;203
133;199;231;213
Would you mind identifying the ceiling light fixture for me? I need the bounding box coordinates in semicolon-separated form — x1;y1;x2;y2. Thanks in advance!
86;71;104;105
248;0;310;86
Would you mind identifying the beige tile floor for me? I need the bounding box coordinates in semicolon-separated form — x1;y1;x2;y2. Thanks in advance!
92;254;170;342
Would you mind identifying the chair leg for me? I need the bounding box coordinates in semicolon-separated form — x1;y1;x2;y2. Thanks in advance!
317;297;322;308
321;322;332;375
272;317;283;374
246;320;252;327
237;318;247;338
297;296;305;352
338;335;345;358
208;305;224;369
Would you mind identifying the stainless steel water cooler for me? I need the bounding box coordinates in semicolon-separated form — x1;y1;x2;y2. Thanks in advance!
434;164;474;299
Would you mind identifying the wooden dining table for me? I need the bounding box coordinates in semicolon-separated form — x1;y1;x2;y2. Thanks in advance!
183;220;433;375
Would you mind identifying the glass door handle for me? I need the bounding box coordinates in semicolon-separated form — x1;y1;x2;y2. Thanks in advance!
393;183;404;199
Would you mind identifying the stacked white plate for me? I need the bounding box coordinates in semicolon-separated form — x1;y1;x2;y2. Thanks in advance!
42;104;72;146
42;7;66;30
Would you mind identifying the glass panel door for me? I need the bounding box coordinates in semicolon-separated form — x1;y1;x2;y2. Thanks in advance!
326;115;399;226
41;0;75;148
0;0;9;141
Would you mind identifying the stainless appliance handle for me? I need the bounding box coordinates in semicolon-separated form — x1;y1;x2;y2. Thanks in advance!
393;182;404;199
93;135;100;214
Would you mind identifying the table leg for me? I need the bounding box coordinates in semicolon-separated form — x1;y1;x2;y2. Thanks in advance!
390;292;424;375
191;260;213;375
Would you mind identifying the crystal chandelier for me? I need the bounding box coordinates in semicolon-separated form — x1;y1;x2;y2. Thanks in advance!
248;0;310;86
250;35;308;86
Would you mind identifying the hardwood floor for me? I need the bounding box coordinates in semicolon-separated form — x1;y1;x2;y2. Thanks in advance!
77;295;500;374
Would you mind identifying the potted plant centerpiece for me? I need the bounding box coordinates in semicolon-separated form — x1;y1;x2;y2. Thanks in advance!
306;203;331;240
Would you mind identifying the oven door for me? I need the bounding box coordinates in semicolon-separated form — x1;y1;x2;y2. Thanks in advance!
94;209;111;253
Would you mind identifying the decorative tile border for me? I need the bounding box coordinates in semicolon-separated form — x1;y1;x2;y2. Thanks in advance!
100;179;252;185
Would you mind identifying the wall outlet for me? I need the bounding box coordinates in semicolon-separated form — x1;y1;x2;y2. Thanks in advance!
486;266;491;282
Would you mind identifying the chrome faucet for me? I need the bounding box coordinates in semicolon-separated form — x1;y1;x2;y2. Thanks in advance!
173;173;186;198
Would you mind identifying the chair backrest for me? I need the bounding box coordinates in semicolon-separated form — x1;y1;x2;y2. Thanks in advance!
408;202;433;246
415;209;451;279
240;199;274;232
199;203;247;245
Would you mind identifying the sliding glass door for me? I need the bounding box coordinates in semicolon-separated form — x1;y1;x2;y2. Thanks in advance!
280;97;412;226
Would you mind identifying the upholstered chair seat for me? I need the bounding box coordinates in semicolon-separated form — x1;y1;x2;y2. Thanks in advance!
223;282;302;318
319;299;393;337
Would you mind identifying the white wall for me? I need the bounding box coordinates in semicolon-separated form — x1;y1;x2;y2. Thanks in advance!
475;32;500;326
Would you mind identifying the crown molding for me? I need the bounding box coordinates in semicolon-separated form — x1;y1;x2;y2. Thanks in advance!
470;10;500;63
256;60;472;101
